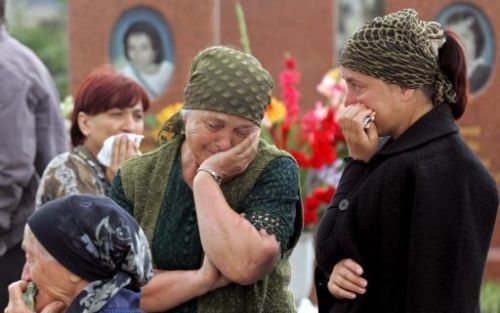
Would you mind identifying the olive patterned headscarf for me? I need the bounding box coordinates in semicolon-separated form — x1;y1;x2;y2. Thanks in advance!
340;8;457;105
28;195;153;313
161;46;274;140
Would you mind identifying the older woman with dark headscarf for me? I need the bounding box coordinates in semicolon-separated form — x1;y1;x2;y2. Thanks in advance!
314;9;498;313
5;195;153;313
110;46;303;312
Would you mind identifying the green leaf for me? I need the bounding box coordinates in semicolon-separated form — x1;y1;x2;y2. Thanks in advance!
144;114;161;128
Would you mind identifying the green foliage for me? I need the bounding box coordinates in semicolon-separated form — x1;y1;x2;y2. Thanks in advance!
481;281;500;313
10;22;68;97
235;1;251;54
144;114;161;129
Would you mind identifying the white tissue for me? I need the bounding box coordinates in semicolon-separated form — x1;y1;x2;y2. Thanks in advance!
96;133;144;167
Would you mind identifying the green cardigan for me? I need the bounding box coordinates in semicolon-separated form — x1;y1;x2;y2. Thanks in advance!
119;136;303;313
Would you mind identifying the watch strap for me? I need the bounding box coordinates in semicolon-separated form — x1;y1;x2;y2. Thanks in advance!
196;167;222;185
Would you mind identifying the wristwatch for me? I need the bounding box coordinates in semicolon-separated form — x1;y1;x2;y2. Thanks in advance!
196;168;222;185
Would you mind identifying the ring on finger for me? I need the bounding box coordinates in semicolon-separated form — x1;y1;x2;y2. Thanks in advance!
362;112;376;129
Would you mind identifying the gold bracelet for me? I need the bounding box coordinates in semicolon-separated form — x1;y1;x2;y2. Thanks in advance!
196;168;222;185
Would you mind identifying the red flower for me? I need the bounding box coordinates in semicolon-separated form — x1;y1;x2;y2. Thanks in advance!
290;150;310;167
303;187;337;226
310;130;337;168
304;195;320;225
313;187;336;203
286;57;296;70
323;108;345;142
262;56;348;230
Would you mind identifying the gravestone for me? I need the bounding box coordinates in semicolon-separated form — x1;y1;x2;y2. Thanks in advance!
68;0;334;111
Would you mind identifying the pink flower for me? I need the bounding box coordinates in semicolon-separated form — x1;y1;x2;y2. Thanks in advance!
279;56;301;124
301;101;328;139
317;68;347;110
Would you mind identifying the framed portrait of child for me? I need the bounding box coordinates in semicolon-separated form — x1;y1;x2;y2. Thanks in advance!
109;6;175;100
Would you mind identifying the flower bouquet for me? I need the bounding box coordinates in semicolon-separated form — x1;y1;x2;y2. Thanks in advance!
261;56;347;230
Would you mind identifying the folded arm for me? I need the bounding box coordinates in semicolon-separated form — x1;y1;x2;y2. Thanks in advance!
193;156;299;285
140;256;229;312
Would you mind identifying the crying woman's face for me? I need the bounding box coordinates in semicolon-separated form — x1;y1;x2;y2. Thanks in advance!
22;227;85;312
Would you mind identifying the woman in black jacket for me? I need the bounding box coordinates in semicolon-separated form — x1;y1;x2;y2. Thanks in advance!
315;8;498;313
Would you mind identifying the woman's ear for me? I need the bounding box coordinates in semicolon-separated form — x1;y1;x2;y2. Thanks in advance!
181;110;189;123
77;112;91;137
399;87;415;102
68;274;82;284
67;272;89;291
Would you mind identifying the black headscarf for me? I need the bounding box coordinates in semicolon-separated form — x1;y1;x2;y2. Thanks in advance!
28;195;153;313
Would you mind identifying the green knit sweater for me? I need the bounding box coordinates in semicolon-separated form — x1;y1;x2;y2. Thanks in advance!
111;136;303;313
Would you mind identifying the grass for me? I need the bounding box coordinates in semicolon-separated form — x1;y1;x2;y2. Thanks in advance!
481;281;500;313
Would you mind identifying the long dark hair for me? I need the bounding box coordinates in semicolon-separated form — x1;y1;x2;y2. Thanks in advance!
438;30;469;119
123;21;164;64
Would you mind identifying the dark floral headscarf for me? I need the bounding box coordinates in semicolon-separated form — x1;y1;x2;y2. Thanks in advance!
28;195;153;313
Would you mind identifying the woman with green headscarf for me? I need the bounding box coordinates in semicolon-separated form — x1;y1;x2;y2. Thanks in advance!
314;9;498;313
110;46;303;313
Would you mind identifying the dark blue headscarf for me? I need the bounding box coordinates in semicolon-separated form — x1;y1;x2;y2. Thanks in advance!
28;195;153;313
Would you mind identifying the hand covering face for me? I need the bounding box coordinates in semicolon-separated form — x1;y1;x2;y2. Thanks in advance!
28;195;153;313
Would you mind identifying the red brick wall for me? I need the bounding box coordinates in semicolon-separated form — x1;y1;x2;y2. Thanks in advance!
68;0;334;113
219;0;334;112
68;0;216;110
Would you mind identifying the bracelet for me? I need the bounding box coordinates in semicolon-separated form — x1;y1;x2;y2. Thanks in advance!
196;168;222;185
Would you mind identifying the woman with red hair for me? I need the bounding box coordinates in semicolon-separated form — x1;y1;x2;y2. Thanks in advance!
35;67;149;207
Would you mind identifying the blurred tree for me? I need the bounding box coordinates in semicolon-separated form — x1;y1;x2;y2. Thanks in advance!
11;23;68;97
8;0;68;97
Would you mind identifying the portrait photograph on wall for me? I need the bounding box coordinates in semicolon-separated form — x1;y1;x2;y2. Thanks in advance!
109;6;175;100
436;3;495;94
335;0;384;58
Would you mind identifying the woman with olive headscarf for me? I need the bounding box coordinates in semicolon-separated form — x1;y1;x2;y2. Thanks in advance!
5;195;153;313
314;9;498;313
110;46;303;313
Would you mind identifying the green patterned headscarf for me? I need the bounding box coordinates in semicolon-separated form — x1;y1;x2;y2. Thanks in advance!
160;46;274;140
340;8;457;105
184;46;274;123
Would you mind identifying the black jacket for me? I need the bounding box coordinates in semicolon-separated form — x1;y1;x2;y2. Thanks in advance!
315;104;498;313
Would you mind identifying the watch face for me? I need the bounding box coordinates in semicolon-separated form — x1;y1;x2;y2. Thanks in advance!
435;3;495;94
109;6;176;100
211;169;222;185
